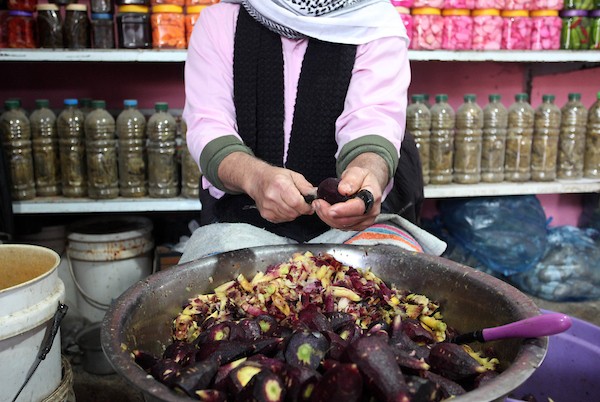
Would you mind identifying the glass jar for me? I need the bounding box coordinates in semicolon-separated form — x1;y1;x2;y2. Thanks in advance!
530;10;562;49
151;4;186;49
474;0;505;8
441;9;472;50
560;10;590;50
501;10;532;49
117;5;152;49
591;10;600;50
395;7;413;43
91;13;115;48
472;9;503;49
185;4;205;45
91;0;114;14
530;0;564;9
7;10;35;48
36;4;63;49
64;4;90;49
7;0;36;12
411;7;443;50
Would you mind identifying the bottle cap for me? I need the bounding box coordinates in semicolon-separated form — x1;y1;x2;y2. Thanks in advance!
66;4;88;11
80;98;92;107
91;13;114;19
124;99;138;107
515;93;529;102
488;94;501;102
568;93;581;101
411;94;424;102
4;100;20;110
8;10;33;16
35;99;50;108
64;98;79;106
152;4;183;13
501;10;529;18
36;3;60;11
442;9;470;16
186;5;207;14
411;7;441;15
530;10;559;18
559;9;588;18
542;94;555;102
155;102;169;111
435;94;448;103
118;5;150;13
464;94;477;102
92;100;107;109
395;6;410;14
472;9;500;17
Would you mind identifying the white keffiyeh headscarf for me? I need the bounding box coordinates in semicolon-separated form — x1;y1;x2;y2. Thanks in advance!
221;0;408;45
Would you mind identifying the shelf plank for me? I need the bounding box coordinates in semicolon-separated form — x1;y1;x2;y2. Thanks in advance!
424;179;600;199
13;197;201;214
1;49;600;63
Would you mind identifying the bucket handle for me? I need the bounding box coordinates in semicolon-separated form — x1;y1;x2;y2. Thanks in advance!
66;251;112;310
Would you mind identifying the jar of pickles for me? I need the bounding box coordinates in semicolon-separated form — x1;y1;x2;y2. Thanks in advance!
591;9;600;50
117;5;152;49
560;9;590;50
36;4;63;49
441;9;472;50
64;4;90;49
530;9;562;49
472;9;503;49
395;7;413;43
501;10;532;49
151;4;186;49
91;13;115;48
7;10;35;48
411;7;443;50
7;0;36;12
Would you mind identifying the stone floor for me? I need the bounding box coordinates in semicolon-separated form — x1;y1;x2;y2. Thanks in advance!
69;297;600;402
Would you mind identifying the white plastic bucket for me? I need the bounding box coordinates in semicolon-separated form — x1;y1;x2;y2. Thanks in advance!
67;216;154;323
0;244;65;402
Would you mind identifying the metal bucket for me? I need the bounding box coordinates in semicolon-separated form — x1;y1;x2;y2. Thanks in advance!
101;244;547;402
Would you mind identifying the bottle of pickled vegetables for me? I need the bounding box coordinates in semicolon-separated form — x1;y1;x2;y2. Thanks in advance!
30;99;61;196
180;118;201;198
453;94;483;184
531;94;561;182
481;94;507;183
406;94;431;185
85;100;118;199
57;98;87;197
504;93;534;182
584;92;600;178
558;92;588;179
429;94;455;185
117;99;147;197
147;102;179;197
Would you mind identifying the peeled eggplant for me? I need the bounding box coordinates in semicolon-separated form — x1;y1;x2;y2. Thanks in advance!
428;343;487;381
173;359;219;396
235;370;286;402
309;363;363;402
150;358;181;387
284;331;329;370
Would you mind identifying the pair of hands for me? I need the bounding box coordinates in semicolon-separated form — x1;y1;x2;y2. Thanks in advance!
245;165;383;232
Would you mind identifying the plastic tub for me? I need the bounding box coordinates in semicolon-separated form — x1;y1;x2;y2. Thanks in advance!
67;216;154;323
0;244;65;402
506;310;600;402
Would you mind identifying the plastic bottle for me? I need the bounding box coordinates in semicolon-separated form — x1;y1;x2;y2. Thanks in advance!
481;94;508;183
584;91;600;178
504;93;534;182
85;100;118;199
558;93;588;179
30;99;61;196
406;94;431;185
453;94;483;184
180;119;201;198
531;94;561;181
116;99;147;197
147;102;179;197
429;94;455;185
0;99;35;200
57;98;87;197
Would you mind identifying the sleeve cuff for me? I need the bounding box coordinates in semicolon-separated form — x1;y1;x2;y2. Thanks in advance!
337;135;399;180
199;135;254;193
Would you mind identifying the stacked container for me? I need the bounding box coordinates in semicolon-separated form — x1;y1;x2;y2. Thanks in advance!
481;94;508;182
531;94;561;181
453;94;483;184
30;99;61;196
429;94;455;184
116;99;148;197
504;93;534;182
57;99;87;197
147;102;179;197
558;93;588;179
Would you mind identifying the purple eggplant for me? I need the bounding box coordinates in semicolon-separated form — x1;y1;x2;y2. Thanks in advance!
390;345;431;372
336;322;363;343
163;340;197;366
316;177;350;205
255;315;278;337
322;331;349;361
248;354;287;375
421;370;466;398
428;343;487;381
310;363;363;402
323;311;355;331
405;375;441;402
280;364;321;402
297;304;331;332
284;331;329;370
207;322;242;342
173;359;219;397
150;358;181;387
194;389;228;402
401;318;435;344
235;370;286;402
345;335;410;402
132;349;159;372
239;319;262;340
213;358;248;391
227;362;264;395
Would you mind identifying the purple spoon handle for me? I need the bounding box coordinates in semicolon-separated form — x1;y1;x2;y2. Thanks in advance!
481;313;572;342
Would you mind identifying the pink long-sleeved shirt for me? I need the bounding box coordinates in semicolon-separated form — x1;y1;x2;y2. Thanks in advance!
182;3;410;199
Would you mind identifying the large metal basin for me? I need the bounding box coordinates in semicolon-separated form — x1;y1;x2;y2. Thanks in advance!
101;244;547;402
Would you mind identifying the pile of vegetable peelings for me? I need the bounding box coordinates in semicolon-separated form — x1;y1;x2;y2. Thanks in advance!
132;252;500;402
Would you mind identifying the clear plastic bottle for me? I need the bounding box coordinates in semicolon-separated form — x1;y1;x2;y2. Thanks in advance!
180;119;201;198
116;99;147;197
85;100;118;199
481;94;508;182
453;94;483;184
57;98;87;197
30;99;61;196
558;92;588;179
147;102;179;197
504;93;534;182
429;94;455;184
584;91;600;178
0;100;35;200
406;94;431;185
531;94;561;181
